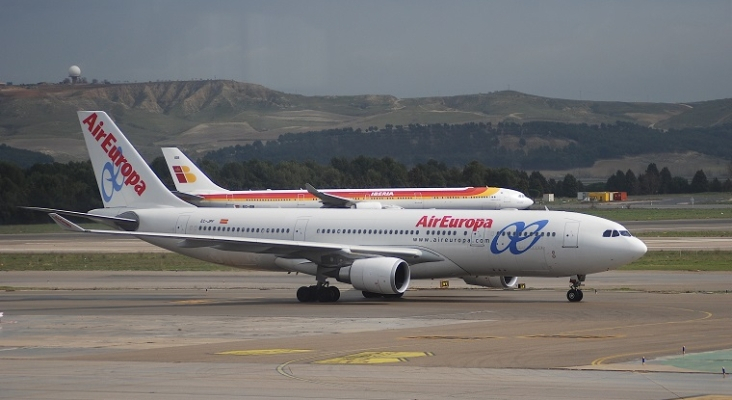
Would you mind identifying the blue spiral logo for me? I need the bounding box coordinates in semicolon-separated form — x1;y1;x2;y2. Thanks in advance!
490;220;549;255
100;147;125;203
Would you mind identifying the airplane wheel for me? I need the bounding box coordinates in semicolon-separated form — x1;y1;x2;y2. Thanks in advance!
297;286;317;302
318;286;340;302
329;286;340;302
567;288;583;302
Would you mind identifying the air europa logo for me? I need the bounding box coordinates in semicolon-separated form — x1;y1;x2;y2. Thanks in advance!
490;220;549;255
416;215;493;232
172;165;197;184
82;113;147;199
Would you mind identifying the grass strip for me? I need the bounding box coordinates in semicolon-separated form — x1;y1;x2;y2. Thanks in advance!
0;253;235;271
1;251;731;272
573;208;732;221
621;250;732;271
634;231;732;237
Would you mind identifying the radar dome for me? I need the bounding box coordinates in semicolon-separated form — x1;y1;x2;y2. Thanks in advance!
68;65;81;77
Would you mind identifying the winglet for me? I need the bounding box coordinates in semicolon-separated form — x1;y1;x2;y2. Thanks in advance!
49;213;87;232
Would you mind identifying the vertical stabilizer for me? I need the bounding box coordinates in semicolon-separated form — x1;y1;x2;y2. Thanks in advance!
78;111;194;209
161;147;228;193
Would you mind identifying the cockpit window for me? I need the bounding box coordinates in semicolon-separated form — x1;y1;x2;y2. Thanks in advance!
603;229;633;237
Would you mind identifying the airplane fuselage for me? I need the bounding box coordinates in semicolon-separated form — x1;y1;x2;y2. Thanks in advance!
186;187;533;210
98;207;645;280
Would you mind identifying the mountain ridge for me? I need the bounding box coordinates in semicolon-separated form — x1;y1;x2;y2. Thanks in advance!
1;80;730;166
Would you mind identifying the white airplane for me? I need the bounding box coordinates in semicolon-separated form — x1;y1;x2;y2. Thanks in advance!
161;147;534;210
27;111;647;303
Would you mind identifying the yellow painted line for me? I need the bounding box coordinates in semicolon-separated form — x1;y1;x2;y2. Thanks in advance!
591;309;714;365
522;334;622;339
403;335;502;340
171;299;215;305
217;349;312;356
567;309;713;337
315;351;434;364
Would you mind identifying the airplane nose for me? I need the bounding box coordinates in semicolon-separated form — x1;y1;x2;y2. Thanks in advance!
630;238;647;261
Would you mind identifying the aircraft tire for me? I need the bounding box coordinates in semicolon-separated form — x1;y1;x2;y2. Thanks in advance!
318;286;340;302
566;288;583;302
297;286;317;302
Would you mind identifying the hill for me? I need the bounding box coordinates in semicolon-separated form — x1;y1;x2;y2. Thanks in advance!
1;80;731;174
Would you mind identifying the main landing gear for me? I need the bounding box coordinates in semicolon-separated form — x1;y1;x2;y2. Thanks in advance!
297;267;341;303
567;274;585;302
297;282;340;302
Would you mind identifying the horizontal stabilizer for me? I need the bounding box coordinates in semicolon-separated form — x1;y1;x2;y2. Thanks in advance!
49;213;86;232
21;206;138;230
171;191;205;203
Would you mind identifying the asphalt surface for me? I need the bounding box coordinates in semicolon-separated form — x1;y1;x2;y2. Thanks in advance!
1;271;732;399
1;221;732;399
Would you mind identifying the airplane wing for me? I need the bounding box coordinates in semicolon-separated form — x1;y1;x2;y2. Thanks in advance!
48;213;444;265
305;183;357;208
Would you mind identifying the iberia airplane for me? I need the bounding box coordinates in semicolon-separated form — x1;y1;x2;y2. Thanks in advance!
27;111;647;303
161;147;534;210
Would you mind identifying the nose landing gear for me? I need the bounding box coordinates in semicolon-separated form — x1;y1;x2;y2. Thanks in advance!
567;274;585;302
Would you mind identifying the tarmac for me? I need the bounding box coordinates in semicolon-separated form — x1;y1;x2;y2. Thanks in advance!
1;271;732;399
2;220;732;399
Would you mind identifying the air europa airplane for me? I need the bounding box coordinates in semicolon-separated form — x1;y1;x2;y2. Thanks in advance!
161;147;534;210
28;111;647;303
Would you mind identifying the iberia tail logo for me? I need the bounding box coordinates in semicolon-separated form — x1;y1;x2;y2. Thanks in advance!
172;166;197;183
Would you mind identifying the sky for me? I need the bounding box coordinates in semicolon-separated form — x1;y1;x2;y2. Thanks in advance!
2;0;731;103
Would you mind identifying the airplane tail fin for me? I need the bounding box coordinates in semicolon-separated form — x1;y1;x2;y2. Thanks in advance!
78;111;194;209
161;147;228;193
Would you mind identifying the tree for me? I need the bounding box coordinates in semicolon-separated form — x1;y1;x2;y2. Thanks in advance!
709;177;723;192
659;167;673;194
642;163;660;194
528;171;548;198
671;176;689;193
607;170;626;192
690;170;709;193
625;169;640;195
561;174;579;198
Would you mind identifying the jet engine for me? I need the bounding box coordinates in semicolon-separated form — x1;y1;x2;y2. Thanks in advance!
462;276;519;289
337;257;410;295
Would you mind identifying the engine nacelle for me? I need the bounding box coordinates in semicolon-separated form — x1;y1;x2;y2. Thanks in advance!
353;202;383;209
338;257;410;295
462;276;519;289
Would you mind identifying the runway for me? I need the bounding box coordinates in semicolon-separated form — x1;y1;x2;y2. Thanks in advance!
2;221;732;398
1;271;732;399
